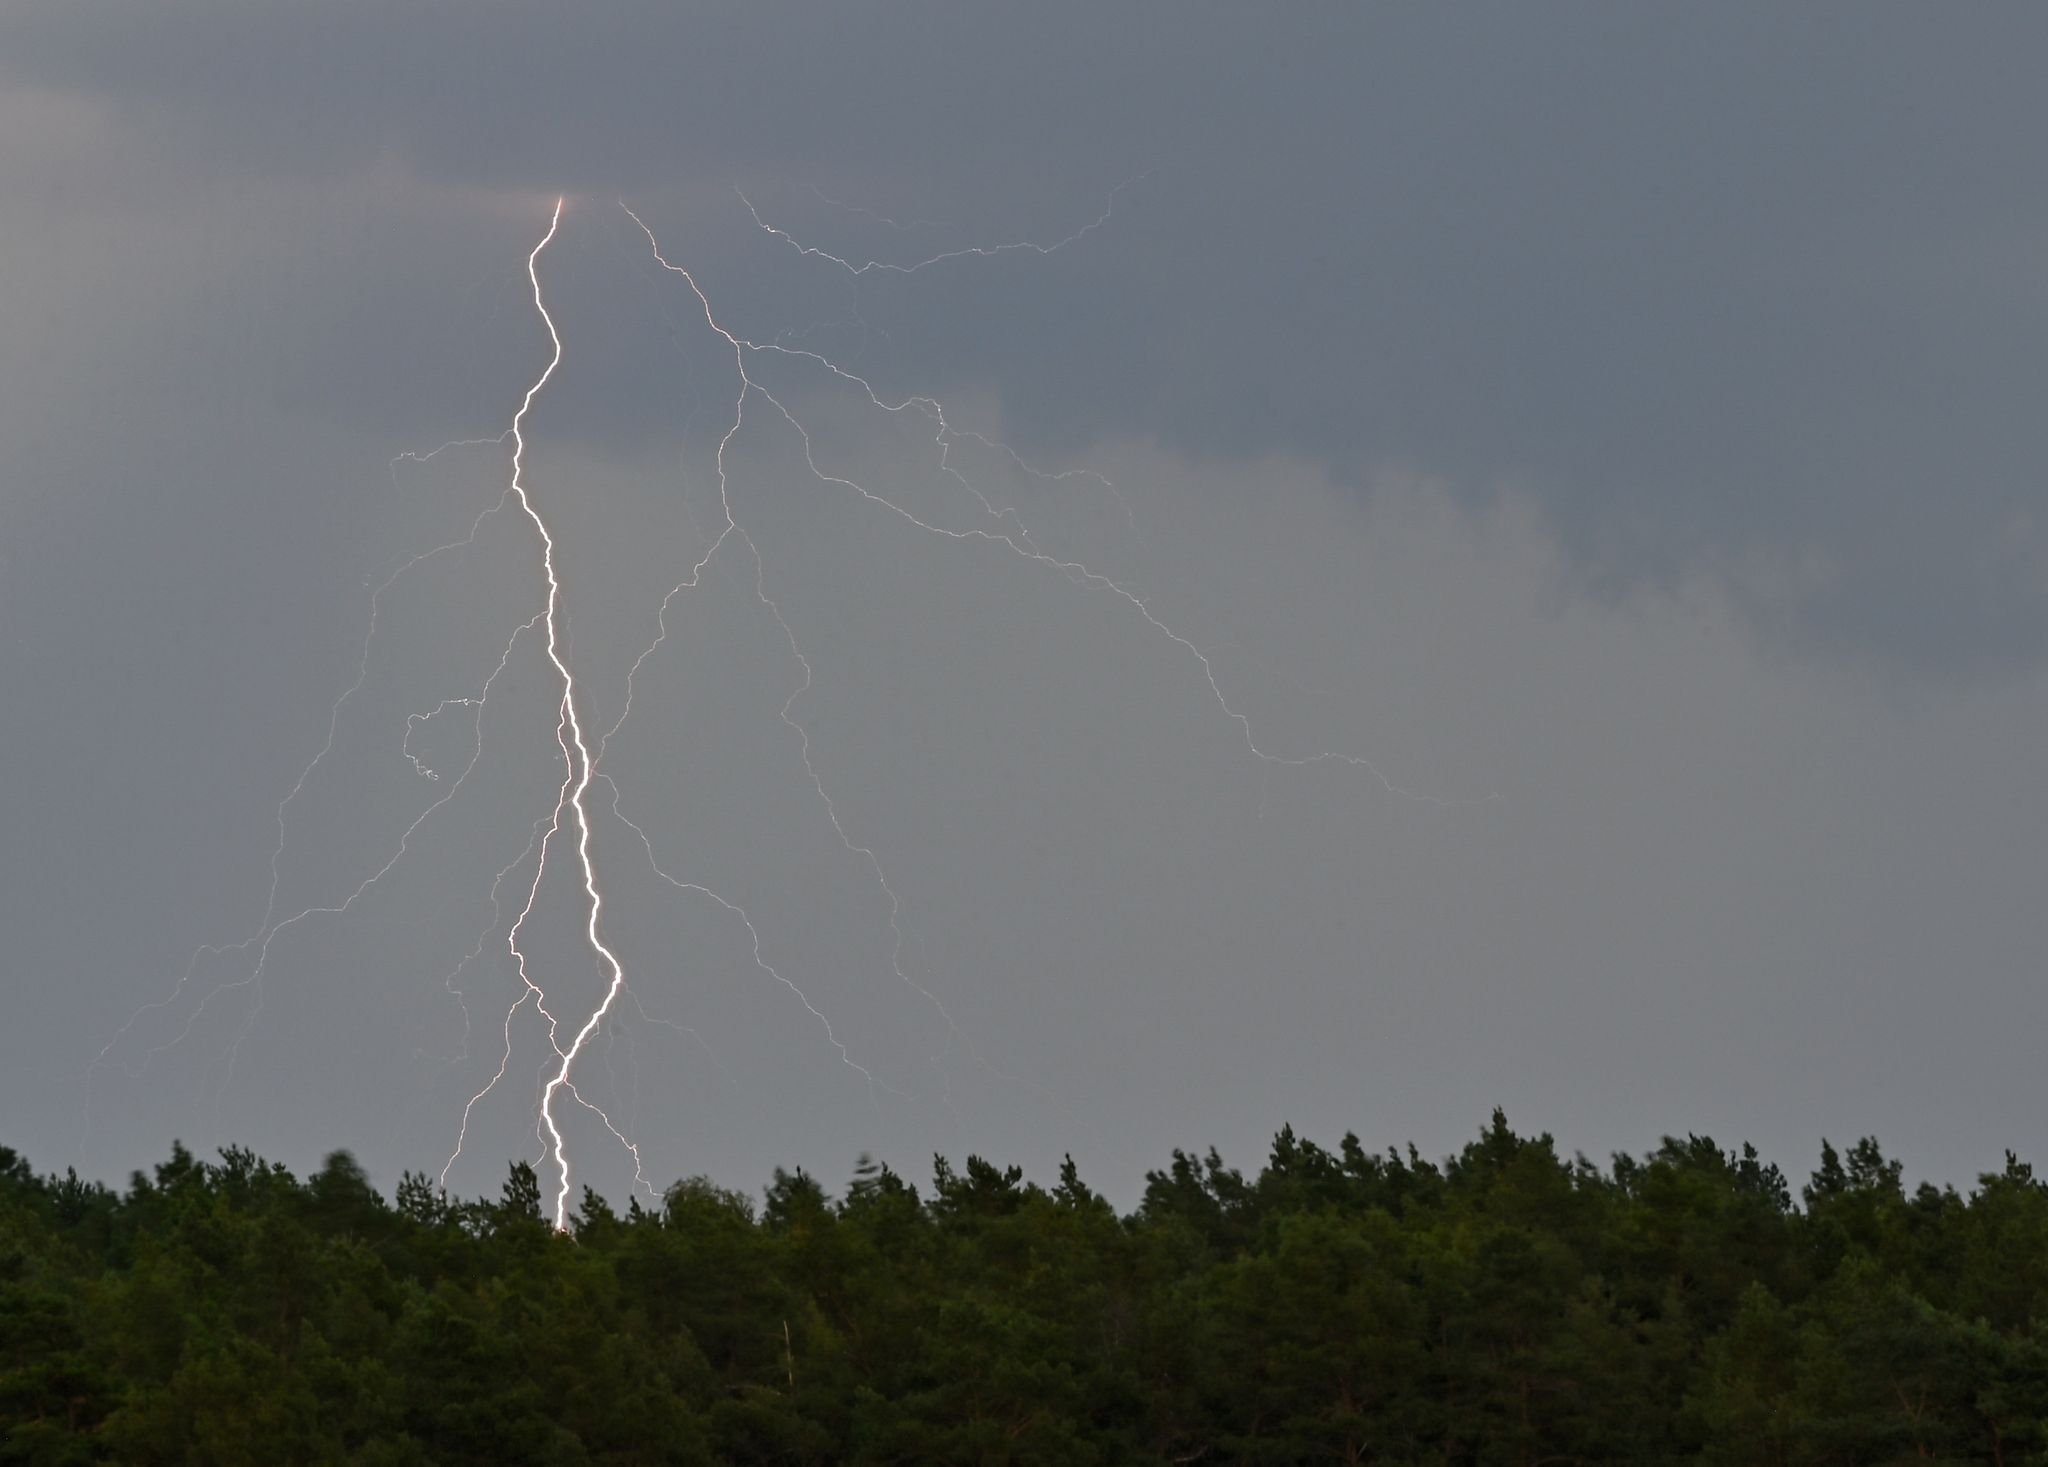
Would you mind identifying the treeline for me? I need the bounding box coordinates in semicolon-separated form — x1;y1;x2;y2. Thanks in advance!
6;1115;2048;1464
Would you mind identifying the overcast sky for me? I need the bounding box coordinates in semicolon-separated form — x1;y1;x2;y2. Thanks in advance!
3;3;2045;1206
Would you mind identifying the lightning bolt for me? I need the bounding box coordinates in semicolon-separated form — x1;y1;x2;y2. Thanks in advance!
445;199;899;1222
478;197;661;1229
94;180;1474;1231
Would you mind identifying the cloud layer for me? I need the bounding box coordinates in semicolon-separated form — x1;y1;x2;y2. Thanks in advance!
9;1;2047;669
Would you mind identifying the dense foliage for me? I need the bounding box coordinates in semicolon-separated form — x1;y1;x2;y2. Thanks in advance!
6;1114;2048;1463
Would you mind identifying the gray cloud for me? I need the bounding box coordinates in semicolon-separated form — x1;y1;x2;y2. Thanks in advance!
9;2;2048;669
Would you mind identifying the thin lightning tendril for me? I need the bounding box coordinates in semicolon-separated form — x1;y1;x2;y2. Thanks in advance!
739;182;1127;277
619;194;1471;1142
622;206;988;1088
598;773;891;1099
198;609;539;1119
84;412;556;1148
801;183;956;233
421;814;550;1070
628;202;1460;804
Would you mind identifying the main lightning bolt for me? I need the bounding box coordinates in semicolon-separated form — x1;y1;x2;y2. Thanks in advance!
475;197;658;1230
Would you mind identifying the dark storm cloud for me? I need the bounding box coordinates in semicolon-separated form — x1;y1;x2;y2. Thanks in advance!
8;1;2048;670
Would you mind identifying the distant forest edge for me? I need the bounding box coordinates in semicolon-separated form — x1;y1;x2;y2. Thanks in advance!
9;1114;2048;1464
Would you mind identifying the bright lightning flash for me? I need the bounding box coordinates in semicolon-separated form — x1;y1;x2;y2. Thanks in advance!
490;198;650;1228
94;181;1469;1232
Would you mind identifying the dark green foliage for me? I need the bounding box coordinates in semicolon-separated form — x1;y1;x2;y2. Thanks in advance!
5;1122;2048;1462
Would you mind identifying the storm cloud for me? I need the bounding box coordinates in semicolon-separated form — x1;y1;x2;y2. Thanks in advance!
2;5;2045;1204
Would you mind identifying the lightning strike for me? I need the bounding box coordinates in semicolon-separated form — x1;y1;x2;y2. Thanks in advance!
478;197;654;1229
98;179;1466;1232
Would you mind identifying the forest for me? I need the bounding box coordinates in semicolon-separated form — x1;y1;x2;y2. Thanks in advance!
6;1113;2048;1464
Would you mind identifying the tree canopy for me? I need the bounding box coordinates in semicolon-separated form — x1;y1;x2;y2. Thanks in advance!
6;1114;2048;1463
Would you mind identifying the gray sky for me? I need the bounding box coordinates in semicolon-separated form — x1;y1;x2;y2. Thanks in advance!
3;3;2045;1206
